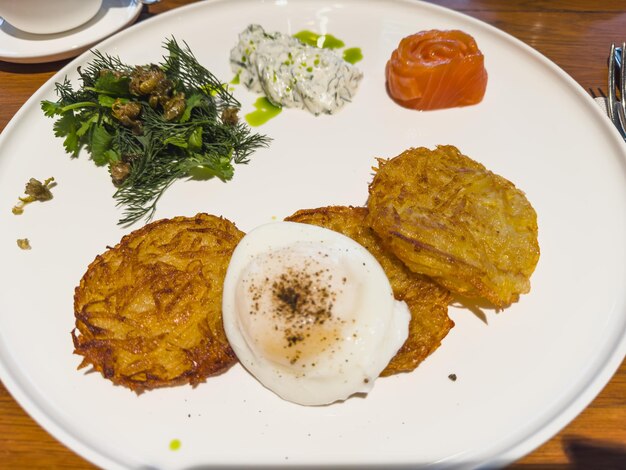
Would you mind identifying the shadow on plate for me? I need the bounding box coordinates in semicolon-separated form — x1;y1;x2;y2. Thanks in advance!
450;293;507;325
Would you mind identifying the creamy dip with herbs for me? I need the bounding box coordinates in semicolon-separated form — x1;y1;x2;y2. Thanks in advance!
230;24;363;116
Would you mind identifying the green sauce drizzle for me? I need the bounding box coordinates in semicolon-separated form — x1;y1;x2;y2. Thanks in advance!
343;47;363;64
293;30;345;49
169;439;181;451
245;97;282;127
293;30;362;64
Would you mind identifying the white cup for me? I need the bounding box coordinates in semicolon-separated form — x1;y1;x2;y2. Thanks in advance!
0;0;103;35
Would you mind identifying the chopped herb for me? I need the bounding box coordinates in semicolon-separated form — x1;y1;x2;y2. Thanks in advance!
17;239;32;250
41;38;269;225
12;177;56;215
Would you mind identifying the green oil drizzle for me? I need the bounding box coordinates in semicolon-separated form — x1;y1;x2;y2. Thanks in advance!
204;82;229;97
245;97;282;127
169;439;181;451
293;30;345;49
343;47;363;64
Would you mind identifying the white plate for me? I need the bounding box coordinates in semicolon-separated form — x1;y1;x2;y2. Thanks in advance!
0;0;141;64
1;0;625;468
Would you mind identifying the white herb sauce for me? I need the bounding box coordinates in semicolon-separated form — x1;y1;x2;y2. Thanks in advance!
230;24;363;116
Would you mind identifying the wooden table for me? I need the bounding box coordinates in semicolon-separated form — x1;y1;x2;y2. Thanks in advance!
1;0;624;467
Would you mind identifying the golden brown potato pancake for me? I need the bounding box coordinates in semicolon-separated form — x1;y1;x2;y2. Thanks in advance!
367;145;540;308
73;213;243;393
285;206;453;376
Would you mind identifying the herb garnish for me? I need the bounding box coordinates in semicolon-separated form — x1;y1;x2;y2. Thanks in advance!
12;177;56;215
42;38;269;225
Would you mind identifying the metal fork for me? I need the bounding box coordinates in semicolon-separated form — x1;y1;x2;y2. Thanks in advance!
607;43;626;140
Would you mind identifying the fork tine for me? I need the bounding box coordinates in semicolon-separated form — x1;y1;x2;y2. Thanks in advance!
608;43;617;124
618;43;626;134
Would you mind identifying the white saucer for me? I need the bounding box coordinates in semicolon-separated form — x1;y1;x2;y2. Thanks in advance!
0;0;142;64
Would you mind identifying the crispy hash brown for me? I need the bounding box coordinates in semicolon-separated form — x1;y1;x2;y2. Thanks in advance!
285;206;453;376
367;145;540;308
73;213;243;393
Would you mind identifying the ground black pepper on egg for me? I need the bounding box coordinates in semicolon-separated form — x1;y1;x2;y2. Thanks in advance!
246;255;343;364
271;267;335;330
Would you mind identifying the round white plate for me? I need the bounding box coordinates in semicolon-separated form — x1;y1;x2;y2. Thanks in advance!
0;0;142;64
1;0;625;468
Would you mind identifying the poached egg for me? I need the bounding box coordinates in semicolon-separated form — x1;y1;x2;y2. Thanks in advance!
222;222;410;405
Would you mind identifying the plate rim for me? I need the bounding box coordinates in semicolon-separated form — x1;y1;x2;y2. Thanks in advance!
0;0;624;468
0;0;142;64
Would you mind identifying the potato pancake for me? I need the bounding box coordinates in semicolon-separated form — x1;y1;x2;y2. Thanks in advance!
285;206;453;376
367;145;540;308
72;213;243;393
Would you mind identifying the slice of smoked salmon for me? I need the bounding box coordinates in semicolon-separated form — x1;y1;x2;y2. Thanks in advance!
386;30;488;111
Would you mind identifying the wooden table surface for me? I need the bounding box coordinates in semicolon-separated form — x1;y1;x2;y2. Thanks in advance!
1;0;625;468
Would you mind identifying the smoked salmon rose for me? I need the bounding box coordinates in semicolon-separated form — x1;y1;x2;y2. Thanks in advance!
386;30;488;110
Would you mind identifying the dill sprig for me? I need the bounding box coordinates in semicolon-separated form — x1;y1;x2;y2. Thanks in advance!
41;38;269;226
162;37;237;113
